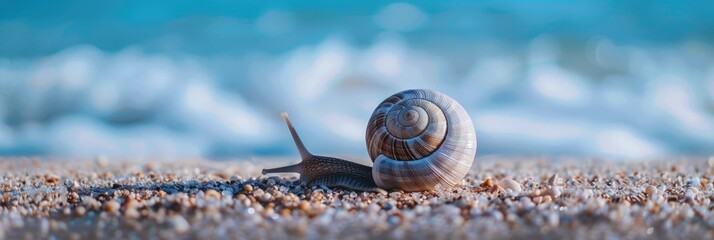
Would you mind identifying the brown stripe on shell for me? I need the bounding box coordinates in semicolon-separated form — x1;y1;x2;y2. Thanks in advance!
367;97;448;161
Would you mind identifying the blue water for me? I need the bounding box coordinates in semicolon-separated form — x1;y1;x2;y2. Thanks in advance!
1;1;713;159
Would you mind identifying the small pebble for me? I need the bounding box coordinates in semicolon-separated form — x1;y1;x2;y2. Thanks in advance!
645;186;658;197
103;200;120;213
75;206;86;216
498;178;522;192
260;193;273;202
205;189;221;199
549;186;561;198
230;175;243;183
241;198;252;207
299;201;310;211
221;190;233;197
481;178;494;188
169;216;190;233
253;189;265;198
548;174;562;186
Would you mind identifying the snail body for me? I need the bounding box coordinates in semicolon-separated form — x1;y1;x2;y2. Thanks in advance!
262;89;477;192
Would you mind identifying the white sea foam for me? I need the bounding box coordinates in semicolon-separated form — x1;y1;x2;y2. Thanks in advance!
0;37;712;159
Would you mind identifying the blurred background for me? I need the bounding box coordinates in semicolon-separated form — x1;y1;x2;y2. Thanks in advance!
1;0;713;160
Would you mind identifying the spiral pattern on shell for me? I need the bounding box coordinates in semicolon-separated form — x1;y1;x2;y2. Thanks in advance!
366;89;477;191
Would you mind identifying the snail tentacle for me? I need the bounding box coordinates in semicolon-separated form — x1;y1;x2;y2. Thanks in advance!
262;112;382;193
281;112;312;159
261;112;310;176
261;163;301;175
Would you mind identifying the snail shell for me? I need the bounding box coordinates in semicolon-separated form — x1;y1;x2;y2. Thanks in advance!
262;89;477;193
366;89;477;191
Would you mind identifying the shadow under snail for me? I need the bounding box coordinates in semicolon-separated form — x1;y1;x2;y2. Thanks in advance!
262;89;477;193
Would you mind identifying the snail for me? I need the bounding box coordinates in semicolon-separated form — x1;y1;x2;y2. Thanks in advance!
262;89;477;193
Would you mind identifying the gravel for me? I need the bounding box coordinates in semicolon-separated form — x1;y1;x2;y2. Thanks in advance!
1;156;713;239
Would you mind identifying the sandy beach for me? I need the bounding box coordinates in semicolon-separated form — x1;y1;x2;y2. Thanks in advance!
1;156;713;239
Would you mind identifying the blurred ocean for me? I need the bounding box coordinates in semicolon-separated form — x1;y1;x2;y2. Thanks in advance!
1;1;713;159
